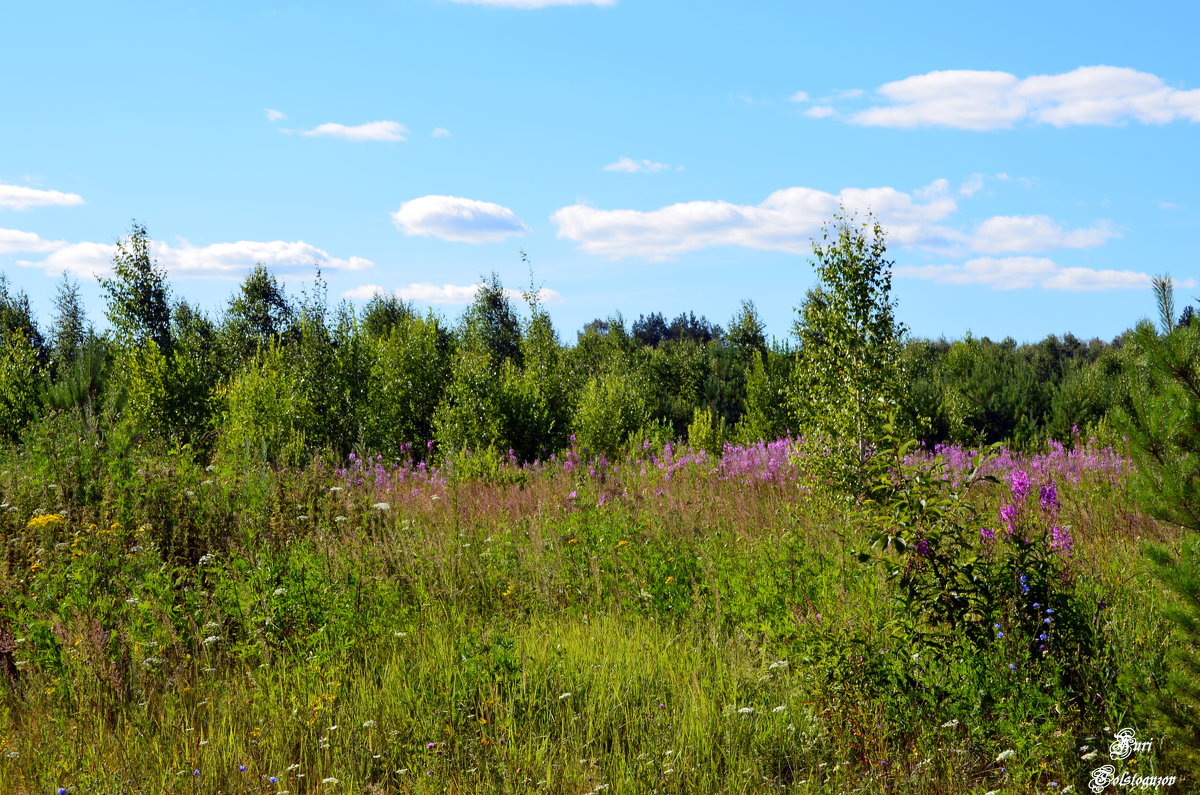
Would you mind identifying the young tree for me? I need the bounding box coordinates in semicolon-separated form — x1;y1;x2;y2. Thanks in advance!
790;210;906;488
100;223;172;357
49;274;89;372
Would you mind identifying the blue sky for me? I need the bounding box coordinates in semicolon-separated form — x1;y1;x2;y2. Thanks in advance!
3;0;1199;344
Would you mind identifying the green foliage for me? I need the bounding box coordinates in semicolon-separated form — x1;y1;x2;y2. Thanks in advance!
218;342;308;465
686;405;725;455
220;264;294;367
1142;535;1200;769
100;222;172;356
574;365;651;459
791;211;905;490
49;275;89;374
362;311;452;458
0;329;45;441
859;420;1111;720
1116;277;1200;532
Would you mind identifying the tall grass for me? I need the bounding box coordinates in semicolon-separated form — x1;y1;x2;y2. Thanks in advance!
0;438;1183;793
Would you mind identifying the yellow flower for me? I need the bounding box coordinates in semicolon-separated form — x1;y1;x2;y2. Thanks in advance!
665;576;676;584
26;514;66;531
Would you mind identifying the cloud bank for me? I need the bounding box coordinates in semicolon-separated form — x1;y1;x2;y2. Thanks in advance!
842;66;1200;130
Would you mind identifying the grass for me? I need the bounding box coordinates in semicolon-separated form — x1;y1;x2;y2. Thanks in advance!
0;440;1186;793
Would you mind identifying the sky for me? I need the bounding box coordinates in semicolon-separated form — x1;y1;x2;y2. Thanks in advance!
3;0;1199;345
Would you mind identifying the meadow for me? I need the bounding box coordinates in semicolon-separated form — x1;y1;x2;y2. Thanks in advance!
0;433;1185;794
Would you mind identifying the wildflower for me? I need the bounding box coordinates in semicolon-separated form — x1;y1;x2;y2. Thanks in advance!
198;553;216;566
203;635;221;645
996;750;1015;762
1039;481;1060;512
59;789;68;794
1008;663;1017;671
372;502;390;511
1010;470;1030;500
1050;525;1074;555
322;778;339;784
239;765;247;772
270;776;278;783
559;692;572;699
772;705;787;713
1046;608;1055;614
999;504;1018;535
940;719;959;728
979;526;996;542
913;537;931;557
1039;633;1048;641
737;707;754;715
194;770;201;776
362;720;377;728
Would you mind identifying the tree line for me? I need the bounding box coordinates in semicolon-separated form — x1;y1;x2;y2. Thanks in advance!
0;220;1193;468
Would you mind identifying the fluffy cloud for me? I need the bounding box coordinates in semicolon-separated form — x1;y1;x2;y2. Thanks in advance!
344;282;560;305
442;0;614;7
603;157;674;173
391;195;527;243
0;228;64;254
18;237;372;280
0;183;85;211
848;66;1200;129
552;181;960;260
895;257;1194;291
970;215;1116;253
301;121;408;142
265;108;287;122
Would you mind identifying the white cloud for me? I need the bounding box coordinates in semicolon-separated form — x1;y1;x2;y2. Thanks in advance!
895;257;1193;291
432;127;452;138
0;228;64;253
17;237;372;280
959;173;985;197
391;195;527;243
301;121;408;142
0;183;85;211
788;91;809;103
803;105;836;119
265;108;287;122
848;66;1200;129
442;0;614;7
970;215;1116;253
552;181;960;260
345;282;561;305
604;156;673;173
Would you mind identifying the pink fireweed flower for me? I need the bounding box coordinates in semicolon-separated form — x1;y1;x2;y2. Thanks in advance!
1010;469;1030;500
979;526;996;542
1039;481;1060;513
999;504;1018;536
1050;525;1074;555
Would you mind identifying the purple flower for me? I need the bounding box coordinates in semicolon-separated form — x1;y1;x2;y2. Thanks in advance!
1039;481;1060;513
999;504;1018;536
979;526;996;542
1050;525;1074;555
913;537;931;557
1010;469;1030;500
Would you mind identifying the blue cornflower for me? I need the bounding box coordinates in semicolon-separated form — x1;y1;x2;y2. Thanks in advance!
996;632;1005;638
1008;663;1017;670
1033;602;1040;608
1040;633;1048;640
1046;608;1055;615
58;789;68;795
239;765;246;772
193;770;200;776
994;623;1002;630
270;776;278;783
1044;618;1052;624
